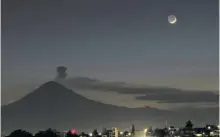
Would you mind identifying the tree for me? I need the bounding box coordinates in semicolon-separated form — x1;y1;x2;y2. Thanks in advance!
154;129;166;137
7;129;33;137
35;129;58;137
81;132;86;136
102;128;107;134
66;130;79;137
185;120;193;129
92;129;98;137
34;131;44;137
131;124;135;135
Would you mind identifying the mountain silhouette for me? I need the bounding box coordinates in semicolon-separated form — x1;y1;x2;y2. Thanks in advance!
2;81;173;132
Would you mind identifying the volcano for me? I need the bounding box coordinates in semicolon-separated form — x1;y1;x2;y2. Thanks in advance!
2;81;172;132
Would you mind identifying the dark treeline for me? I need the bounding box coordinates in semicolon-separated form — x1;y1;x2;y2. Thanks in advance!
4;128;81;137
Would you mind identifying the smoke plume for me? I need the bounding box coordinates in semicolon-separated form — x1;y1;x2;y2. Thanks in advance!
55;66;67;81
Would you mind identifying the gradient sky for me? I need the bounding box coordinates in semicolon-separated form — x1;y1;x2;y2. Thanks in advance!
2;0;219;107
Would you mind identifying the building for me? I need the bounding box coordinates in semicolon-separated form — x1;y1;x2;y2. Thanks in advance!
134;130;146;137
112;128;118;137
102;129;112;137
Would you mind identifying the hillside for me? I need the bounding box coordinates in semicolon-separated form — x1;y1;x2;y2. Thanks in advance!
2;81;171;132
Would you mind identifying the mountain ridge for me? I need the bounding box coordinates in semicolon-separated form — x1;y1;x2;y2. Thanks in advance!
2;81;172;132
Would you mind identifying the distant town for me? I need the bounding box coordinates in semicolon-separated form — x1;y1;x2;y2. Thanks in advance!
2;121;220;137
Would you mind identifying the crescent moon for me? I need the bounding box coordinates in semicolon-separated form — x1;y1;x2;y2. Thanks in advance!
170;17;177;24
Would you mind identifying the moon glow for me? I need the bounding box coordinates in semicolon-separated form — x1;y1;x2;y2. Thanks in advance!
168;15;177;24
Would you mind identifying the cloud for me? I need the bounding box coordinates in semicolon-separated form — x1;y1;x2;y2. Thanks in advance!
64;76;219;104
65;77;182;93
136;91;218;103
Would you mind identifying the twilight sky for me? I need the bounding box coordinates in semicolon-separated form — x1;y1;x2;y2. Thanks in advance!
2;0;219;108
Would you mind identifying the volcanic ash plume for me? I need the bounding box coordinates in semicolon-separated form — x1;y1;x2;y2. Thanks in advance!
55;66;67;81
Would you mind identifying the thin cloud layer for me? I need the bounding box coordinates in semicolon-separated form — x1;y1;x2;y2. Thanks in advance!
64;77;219;104
136;92;218;103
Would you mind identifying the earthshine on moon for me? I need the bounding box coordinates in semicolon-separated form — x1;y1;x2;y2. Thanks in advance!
168;15;177;24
